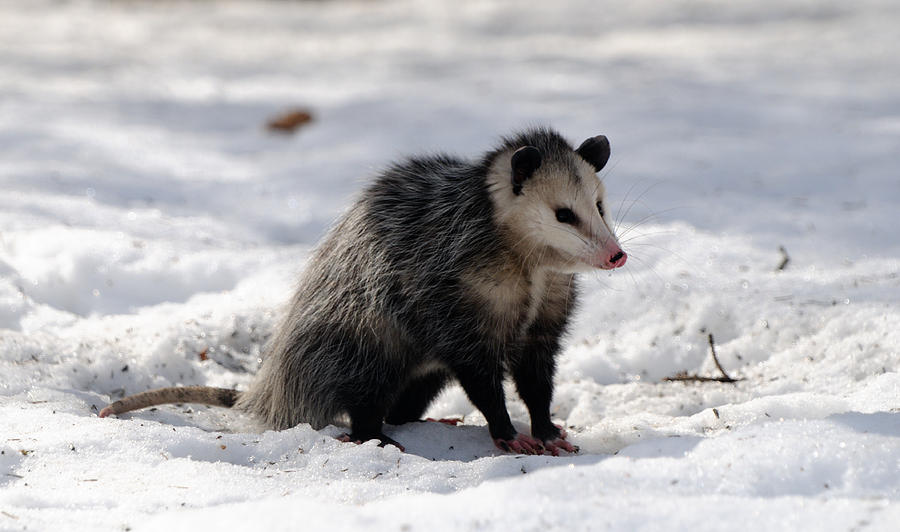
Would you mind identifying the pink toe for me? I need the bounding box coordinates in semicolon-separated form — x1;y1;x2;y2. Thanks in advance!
426;417;462;426
555;439;578;453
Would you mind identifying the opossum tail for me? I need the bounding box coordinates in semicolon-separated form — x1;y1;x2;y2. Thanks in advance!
98;386;241;418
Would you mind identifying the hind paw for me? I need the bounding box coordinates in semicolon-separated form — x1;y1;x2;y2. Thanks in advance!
336;433;405;452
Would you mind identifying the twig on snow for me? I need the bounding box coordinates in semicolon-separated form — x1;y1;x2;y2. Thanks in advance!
707;334;735;380
663;334;744;383
776;246;790;271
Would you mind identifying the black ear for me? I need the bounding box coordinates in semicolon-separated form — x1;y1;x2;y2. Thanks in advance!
510;146;542;195
576;135;611;172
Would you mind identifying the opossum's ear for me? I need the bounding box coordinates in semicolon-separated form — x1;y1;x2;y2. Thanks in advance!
576;135;611;173
511;146;542;195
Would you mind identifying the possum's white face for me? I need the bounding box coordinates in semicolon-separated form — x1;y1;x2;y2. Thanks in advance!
488;137;627;274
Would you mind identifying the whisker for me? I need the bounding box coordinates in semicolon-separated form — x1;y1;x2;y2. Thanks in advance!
616;181;663;235
619;230;680;245
622;254;668;286
615;206;686;240
613;177;644;234
583;270;626;293
625;242;693;268
615;180;665;230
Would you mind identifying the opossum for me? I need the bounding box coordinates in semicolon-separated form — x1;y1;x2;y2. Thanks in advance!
99;127;627;455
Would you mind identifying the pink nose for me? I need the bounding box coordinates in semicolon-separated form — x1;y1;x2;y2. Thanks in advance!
609;250;627;268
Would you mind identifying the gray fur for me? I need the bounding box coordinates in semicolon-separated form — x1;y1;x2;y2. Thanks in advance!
101;127;623;449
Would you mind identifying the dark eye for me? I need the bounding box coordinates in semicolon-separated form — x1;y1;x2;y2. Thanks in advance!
555;207;578;225
596;200;605;217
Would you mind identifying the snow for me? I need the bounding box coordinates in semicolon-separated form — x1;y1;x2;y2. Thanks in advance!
1;0;899;530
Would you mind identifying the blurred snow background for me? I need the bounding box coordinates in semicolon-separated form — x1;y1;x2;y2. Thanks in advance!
1;0;898;530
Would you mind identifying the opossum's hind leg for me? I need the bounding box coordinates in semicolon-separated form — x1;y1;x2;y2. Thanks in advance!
336;431;405;451
334;360;407;450
340;402;406;451
384;370;451;425
98;386;240;418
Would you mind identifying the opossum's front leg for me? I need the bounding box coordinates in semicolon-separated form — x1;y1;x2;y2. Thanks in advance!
452;359;545;455
513;335;578;455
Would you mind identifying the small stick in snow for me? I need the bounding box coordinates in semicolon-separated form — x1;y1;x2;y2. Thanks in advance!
776;246;790;271
663;334;744;383
707;334;735;381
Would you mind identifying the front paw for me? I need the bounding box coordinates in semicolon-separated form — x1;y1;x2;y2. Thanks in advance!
535;424;579;456
493;433;546;455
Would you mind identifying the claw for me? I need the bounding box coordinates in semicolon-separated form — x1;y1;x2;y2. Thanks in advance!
545;438;578;454
543;442;561;456
336;433;361;445
542;426;578;455
494;433;546;455
336;433;405;451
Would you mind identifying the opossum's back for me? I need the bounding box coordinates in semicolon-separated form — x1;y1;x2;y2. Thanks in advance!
360;155;497;271
282;155;499;344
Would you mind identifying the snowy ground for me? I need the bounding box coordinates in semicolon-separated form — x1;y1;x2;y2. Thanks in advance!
2;0;899;530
